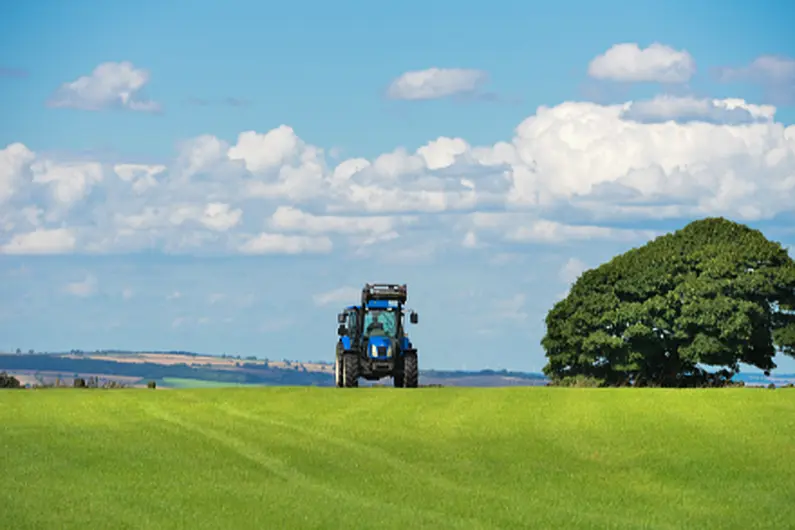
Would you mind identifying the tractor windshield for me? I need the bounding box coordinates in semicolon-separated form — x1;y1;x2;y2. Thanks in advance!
363;309;398;338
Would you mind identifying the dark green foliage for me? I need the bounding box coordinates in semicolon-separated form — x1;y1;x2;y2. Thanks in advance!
147;380;157;389
542;217;795;387
25;375;128;389
548;375;604;388
0;371;22;388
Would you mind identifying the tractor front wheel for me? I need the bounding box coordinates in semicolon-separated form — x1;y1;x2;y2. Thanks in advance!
335;355;343;387
342;353;359;388
403;353;418;388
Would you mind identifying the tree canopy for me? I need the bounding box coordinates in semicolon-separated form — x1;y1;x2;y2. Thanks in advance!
0;372;22;389
541;217;795;387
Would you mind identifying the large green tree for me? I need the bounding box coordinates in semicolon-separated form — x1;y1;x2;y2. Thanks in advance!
542;218;795;387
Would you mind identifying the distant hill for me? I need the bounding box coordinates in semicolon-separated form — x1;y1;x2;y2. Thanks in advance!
3;350;792;388
0;350;548;388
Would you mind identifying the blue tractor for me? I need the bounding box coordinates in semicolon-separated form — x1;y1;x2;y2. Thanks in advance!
335;283;420;388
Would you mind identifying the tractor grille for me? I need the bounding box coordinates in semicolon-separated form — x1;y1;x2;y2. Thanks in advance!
377;346;388;356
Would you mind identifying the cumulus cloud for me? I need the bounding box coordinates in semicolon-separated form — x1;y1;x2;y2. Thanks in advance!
621;95;775;125
588;43;696;83
1;228;76;255
269;206;406;246
499;100;795;221
0;143;35;204
47;61;161;112
2;91;794;256
716;55;795;85
714;55;795;104
113;164;164;194
386;68;488;100
228;126;301;172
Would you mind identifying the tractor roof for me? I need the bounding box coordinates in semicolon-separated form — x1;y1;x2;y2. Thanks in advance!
361;283;407;305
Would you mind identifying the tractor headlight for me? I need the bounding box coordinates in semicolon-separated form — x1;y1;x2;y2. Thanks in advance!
371;344;377;357
386;345;392;357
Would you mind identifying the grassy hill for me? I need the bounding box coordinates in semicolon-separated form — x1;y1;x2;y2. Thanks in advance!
2;387;793;528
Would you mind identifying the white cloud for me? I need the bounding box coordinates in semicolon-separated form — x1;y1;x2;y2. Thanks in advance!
228;126;301;172
47;61;160;112
1;228;76;254
588;43;696;83
716;55;795;85
64;274;97;297
31;159;104;208
268;206;407;246
238;233;333;255
198;203;243;232
417;137;470;170
498;100;795;220
2;89;795;256
462;231;478;249
621;96;776;125
386;68;488;100
715;55;795;104
113;164;164;194
0;143;35;204
559;258;587;284
313;286;360;306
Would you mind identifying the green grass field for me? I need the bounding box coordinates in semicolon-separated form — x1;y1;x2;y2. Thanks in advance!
1;387;793;529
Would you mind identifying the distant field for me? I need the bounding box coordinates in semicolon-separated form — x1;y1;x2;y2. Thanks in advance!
64;352;335;374
2;387;793;529
159;377;259;388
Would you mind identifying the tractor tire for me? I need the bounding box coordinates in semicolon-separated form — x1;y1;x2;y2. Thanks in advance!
335;343;343;388
342;353;359;388
335;356;343;387
403;353;419;388
393;372;404;388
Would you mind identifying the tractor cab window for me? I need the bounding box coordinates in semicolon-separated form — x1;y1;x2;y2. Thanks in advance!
346;311;358;333
363;309;397;338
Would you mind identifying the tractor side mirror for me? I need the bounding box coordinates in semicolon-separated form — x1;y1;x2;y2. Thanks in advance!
337;325;347;336
409;311;418;324
337;313;346;324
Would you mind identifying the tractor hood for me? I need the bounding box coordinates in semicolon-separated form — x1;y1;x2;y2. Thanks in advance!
366;335;396;357
368;336;392;348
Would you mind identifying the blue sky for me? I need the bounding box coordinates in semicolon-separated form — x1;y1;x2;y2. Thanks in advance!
1;0;795;373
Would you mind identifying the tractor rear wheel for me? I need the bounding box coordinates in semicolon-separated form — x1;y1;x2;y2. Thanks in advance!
342;353;359;388
403;353;418;388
